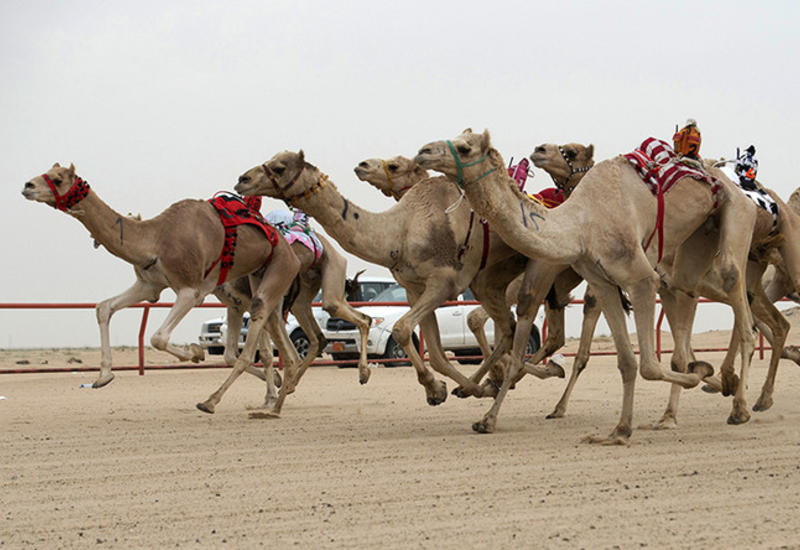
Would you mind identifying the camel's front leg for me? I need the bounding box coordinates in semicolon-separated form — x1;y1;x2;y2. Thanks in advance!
257;307;302;417
95;278;163;388
150;287;210;364
547;286;602;419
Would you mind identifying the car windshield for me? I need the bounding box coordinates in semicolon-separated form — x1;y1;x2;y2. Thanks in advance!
371;284;407;303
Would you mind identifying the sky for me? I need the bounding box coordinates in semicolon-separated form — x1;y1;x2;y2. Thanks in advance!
2;0;799;348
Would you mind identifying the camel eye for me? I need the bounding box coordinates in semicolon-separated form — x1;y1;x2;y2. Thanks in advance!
388;164;399;172
565;149;576;161
272;165;285;176
456;145;470;155
52;178;62;185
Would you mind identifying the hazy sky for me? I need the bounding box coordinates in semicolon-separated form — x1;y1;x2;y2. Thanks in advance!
2;0;798;348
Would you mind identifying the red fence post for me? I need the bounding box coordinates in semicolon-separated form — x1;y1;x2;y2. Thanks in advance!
138;305;150;376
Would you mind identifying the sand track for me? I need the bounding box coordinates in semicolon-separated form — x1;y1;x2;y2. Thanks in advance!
2;342;800;548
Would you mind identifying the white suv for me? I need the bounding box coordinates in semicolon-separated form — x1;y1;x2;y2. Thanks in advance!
198;276;396;359
323;284;541;365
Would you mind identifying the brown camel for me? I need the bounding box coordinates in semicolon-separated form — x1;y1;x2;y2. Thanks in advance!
234;151;561;407
415;129;759;443
22;163;300;413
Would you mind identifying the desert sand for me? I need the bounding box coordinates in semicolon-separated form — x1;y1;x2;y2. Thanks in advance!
2;329;800;549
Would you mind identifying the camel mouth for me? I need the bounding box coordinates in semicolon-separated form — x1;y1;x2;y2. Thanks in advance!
233;181;252;195
529;153;548;167
353;166;368;180
21;187;36;200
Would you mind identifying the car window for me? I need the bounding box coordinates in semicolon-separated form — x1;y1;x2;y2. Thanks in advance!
360;282;392;302
372;284;407;303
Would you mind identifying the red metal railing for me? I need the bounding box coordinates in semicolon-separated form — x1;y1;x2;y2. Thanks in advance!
0;298;776;375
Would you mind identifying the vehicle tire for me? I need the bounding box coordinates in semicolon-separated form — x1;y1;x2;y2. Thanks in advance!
333;352;359;368
454;348;483;365
383;337;411;367
290;329;311;360
206;345;224;356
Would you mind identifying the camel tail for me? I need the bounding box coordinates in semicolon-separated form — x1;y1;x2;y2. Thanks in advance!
282;276;302;317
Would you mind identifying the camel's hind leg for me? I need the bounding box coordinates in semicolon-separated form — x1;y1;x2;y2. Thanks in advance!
257;308;302;416
286;278;325;387
466;307;493;359
317;248;372;385
197;244;300;414
95;278;163;387
750;269;790;412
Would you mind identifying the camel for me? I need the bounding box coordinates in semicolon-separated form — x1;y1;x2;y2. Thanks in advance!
234;151;562;407
22;163;301;413
354;156;428;200
354;147;596;371
263;211;373;391
415;129;762;443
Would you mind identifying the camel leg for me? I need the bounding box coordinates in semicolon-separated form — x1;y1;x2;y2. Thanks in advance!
256;308;302;417
391;284;471;404
751;274;790;412
149;286;212;364
630;272;703;389
582;280;639;445
286;279;325;387
318;251;372;385
645;288;698;430
466;307;493;359
197;244;300;414
255;321;279;409
95;278;163;387
761;266;800;367
546;286;603;419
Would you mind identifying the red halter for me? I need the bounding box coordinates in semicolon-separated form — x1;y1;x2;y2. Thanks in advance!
42;173;90;211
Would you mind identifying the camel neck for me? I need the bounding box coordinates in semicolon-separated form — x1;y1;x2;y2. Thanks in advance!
460;154;583;265
69;191;155;267
288;178;399;267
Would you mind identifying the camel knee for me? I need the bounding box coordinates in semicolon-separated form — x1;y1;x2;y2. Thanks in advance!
95;301;113;325
150;331;169;351
391;324;413;347
321;300;339;317
467;309;488;332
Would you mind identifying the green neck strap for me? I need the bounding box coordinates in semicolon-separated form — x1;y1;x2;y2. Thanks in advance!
446;140;496;187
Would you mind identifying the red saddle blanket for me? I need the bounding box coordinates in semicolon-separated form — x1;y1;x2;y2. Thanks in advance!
529;187;565;208
623;137;719;195
623;138;721;262
206;193;280;285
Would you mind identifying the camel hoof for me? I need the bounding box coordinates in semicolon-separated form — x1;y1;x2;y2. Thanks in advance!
721;373;740;397
701;384;719;394
249;410;281;419
451;386;470;398
426;380;448;406
545;361;566;378
640;417;678;430
189;343;205;363
727;411;750;425
688;361;714;380
471;420;495;434
358;367;371;385
753;397;773;412
479;379;500;398
545;409;565;419
196;402;215;414
92;373;115;388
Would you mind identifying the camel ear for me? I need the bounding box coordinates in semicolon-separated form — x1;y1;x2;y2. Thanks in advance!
462;127;473;134
52;162;61;168
586;144;594;159
68;163;76;177
480;129;492;150
297;149;305;165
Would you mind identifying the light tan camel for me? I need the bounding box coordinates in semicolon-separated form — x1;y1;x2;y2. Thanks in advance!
22;163;300;413
354;156;428;200
415;129;760;443
234;151;561;406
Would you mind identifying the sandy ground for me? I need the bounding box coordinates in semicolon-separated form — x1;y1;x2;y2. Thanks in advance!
2;330;800;549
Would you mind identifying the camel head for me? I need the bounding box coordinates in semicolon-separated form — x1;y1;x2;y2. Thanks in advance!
353;155;428;199
530;143;595;196
236;150;323;204
22;162;89;211
414;128;495;186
